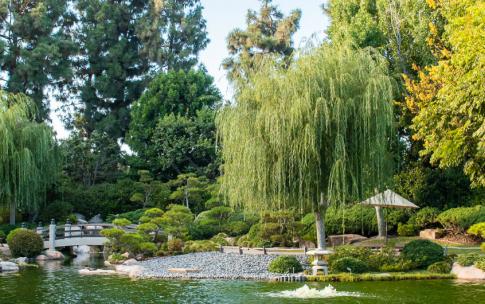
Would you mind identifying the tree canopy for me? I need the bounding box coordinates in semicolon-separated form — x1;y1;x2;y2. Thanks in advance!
0;91;58;224
405;0;485;187
217;44;395;247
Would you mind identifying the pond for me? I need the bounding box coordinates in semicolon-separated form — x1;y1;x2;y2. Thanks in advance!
1;255;484;304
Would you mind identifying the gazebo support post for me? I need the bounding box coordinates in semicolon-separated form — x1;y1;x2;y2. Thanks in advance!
375;206;386;239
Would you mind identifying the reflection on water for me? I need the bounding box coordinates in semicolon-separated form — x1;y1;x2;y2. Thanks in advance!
0;255;484;304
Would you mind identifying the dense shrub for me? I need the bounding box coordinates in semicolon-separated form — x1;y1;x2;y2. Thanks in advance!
398;223;417;236
481;243;485;253
40;201;73;223
331;257;368;274
112;218;132;227
328;246;372;269
167;238;184;253
268;256;303;273
402;240;444;268
6;228;43;258
409;207;440;229
183;240;218;253
456;253;481;267
379;260;414;272
427;261;452;273
475;259;485;271
138;242;157;257
0;230;5;243
107;209;146;223
224;221;251;237
467;222;485;239
119;233;144;254
210;233;229;245
437;206;485;233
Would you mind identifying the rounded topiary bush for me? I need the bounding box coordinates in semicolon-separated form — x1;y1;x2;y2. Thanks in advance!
331;257;368;274
397;223;417;237
402;240;444;268
7;228;43;258
268;256;303;273
427;261;452;273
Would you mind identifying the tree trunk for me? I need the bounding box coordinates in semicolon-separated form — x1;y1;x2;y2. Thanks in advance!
315;210;326;250
375;206;386;238
9;201;16;225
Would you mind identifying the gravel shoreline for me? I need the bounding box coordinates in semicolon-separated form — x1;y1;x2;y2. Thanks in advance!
136;252;308;280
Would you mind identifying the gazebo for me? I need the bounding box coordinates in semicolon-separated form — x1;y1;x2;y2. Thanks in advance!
361;189;419;238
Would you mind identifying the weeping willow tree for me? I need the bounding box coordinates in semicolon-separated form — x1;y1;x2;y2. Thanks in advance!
0;91;58;225
217;44;395;249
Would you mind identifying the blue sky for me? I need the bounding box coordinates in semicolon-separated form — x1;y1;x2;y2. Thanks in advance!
51;0;330;139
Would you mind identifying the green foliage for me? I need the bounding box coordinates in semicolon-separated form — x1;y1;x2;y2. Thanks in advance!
108;253;126;264
210;233;229;246
127;69;221;179
0;92;58;224
268;256;303;274
331;257;368;274
409;207;440;230
138;242;157;257
0;0;75;119
481;243;485;253
0;230;5;243
107;209;146;224
427;261;452;274
130;172;170;209
183;240;218;253
6;228;43;258
398;223;417;237
119;233;144;254
112;218;132;227
223;0;301;81
217;44;395;251
144;208;164;218
437;206;485;233
467;223;485;239
137;223;159;236
406;0;485;187
402;240;444;268
167;238;184;254
456;253;481;267
475;258;485;271
159;204;194;239
328;246;372;268
168;174;212;213
40;201;73;223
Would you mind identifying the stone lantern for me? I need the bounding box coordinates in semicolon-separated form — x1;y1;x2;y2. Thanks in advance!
307;248;333;275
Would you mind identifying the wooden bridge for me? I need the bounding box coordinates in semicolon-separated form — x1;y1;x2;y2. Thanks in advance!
37;221;115;250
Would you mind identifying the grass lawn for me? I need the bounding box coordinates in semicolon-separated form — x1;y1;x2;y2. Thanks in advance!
305;271;455;282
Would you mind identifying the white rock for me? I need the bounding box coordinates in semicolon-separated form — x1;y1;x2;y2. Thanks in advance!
36;255;48;261
14;257;28;264
0;261;19;272
452;263;485;280
79;268;117;275
115;264;145;278
122;258;138;266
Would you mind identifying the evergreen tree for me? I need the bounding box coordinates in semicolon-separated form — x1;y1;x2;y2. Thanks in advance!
0;0;76;120
223;0;301;82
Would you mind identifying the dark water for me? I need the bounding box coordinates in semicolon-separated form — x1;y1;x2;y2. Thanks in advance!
1;255;484;304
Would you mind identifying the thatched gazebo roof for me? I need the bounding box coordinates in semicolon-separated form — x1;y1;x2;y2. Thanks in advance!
361;189;419;209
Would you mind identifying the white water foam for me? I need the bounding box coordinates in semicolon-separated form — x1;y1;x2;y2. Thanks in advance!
265;284;364;299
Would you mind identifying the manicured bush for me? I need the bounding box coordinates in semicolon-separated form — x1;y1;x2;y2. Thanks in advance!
6;228;43;258
427;261;452;273
0;230;5;243
331;257;368;274
268;256;303;273
144;208;164;218
467;222;485;239
328;246;372;269
437;205;485;233
456;253;481;267
397;223;417;236
224;221;250;236
167;238;184;253
183;240;218;253
401;240;444;268
138;242;157;257
120;233;144;254
379;260;414;272
475;258;485;271
210;233;229;245
112;218;132;227
108;253;127;264
481;242;485;253
409;207;440;229
107;209;146;223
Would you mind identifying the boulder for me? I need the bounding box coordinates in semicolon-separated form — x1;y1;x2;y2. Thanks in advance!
122;258;138;266
419;229;444;240
14;257;28;264
88;214;103;224
0;245;11;257
36;255;48;261
121;252;131;258
0;261;19;273
168;268;200;274
44;250;65;260
452;263;485;280
115;264;144;278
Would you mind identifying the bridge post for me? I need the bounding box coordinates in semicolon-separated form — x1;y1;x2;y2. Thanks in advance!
48;219;56;250
65;220;72;238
